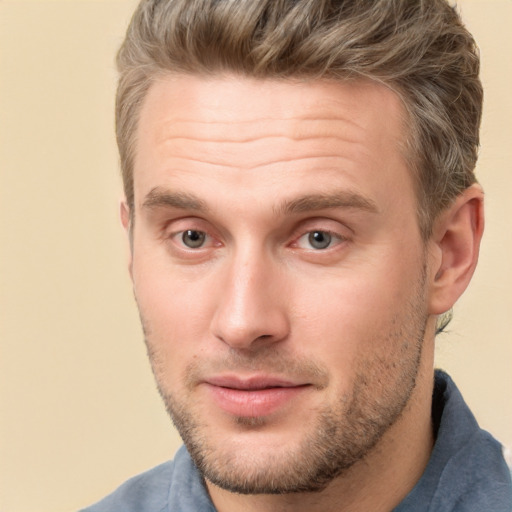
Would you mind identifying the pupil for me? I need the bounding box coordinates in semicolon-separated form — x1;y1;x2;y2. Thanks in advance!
309;231;331;249
183;230;205;248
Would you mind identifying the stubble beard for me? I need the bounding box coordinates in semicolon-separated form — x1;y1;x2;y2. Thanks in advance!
142;277;428;495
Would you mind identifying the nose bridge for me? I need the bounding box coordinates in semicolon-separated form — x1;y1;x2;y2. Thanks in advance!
211;242;289;349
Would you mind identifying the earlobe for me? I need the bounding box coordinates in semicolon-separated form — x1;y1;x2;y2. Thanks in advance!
428;184;484;315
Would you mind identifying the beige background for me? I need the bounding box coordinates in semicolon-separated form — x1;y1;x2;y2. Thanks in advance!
0;1;510;511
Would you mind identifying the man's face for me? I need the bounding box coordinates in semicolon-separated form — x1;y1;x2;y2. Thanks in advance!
128;75;433;493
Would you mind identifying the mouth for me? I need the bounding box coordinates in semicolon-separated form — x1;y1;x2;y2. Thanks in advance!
203;375;311;418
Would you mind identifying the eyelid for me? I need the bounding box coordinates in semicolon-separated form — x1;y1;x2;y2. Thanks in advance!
162;217;350;254
162;217;221;251
169;227;226;250
171;229;208;249
293;229;348;250
289;217;351;245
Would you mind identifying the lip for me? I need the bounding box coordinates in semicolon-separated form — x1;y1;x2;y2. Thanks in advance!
203;375;310;418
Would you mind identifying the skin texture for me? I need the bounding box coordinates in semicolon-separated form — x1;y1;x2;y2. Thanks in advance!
123;74;484;512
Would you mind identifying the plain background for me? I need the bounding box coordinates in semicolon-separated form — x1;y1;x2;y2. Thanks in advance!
0;1;510;510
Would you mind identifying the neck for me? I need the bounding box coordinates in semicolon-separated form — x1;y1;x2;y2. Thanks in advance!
207;335;436;512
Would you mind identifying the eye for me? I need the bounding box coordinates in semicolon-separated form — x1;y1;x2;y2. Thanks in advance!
307;231;332;249
181;229;207;248
296;230;344;250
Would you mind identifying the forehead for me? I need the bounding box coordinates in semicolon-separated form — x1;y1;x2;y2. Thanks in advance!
133;73;414;219
136;74;406;146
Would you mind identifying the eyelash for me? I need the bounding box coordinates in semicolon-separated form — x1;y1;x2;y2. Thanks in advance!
170;229;216;250
293;230;347;251
167;227;348;254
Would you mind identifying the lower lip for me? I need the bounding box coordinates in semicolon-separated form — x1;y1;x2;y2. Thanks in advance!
205;384;309;418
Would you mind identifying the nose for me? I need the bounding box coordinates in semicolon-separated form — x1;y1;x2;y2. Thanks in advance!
210;249;290;351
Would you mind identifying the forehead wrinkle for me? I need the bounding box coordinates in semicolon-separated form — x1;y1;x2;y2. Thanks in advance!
162;154;362;173
152;125;368;172
154;116;366;146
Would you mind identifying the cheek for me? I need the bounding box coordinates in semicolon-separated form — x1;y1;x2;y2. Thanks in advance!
132;259;217;372
291;254;422;361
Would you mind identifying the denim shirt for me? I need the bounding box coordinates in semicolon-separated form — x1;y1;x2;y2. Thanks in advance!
80;371;512;512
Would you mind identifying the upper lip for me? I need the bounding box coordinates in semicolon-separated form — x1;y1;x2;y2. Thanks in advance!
204;375;308;391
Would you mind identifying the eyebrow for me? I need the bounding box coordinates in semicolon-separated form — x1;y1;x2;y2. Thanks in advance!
142;187;209;213
277;191;378;215
141;187;378;216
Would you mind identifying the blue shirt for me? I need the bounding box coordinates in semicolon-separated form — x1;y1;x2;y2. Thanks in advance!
80;371;512;511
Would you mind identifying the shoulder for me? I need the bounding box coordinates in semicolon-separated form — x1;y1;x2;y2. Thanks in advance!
431;428;512;512
78;445;215;512
78;459;175;512
428;371;512;510
396;371;512;511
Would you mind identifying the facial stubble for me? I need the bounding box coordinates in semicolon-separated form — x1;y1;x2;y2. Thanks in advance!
140;276;428;495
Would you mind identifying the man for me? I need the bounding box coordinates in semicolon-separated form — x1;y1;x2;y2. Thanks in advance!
82;0;512;510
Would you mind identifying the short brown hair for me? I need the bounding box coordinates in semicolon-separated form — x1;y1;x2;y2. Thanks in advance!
116;0;482;239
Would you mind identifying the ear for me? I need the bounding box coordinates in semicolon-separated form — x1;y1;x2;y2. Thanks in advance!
120;200;133;279
428;184;484;315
